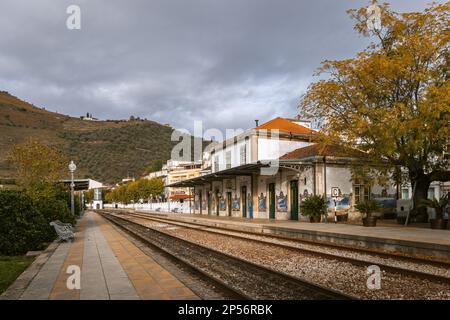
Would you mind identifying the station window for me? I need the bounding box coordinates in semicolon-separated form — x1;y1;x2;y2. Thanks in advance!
225;151;232;169
402;188;409;199
240;145;247;165
353;181;370;204
214;156;219;172
427;187;435;200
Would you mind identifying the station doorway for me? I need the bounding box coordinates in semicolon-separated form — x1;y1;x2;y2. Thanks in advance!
241;186;247;218
269;183;276;219
215;190;220;216
227;192;232;217
207;192;211;215
290;180;299;220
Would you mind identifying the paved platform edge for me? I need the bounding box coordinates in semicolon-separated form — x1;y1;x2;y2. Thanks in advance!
0;241;61;300
134;210;450;264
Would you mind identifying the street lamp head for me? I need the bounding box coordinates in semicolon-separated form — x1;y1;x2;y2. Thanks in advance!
69;160;77;173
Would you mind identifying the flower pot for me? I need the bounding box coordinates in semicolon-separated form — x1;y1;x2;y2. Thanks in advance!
362;216;377;227
309;216;321;223
430;219;448;230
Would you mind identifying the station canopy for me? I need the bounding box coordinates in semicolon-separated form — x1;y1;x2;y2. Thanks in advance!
59;179;104;191
166;162;272;188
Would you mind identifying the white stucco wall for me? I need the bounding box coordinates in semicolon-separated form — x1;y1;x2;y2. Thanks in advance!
211;137;312;173
257;138;312;161
325;166;353;196
212;139;251;172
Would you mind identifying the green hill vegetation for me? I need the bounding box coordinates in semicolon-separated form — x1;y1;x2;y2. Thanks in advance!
0;91;200;184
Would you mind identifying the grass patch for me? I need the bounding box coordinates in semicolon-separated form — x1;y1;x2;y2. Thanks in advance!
0;255;35;294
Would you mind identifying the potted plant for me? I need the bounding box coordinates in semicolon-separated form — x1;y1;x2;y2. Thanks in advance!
419;193;449;230
300;195;326;223
355;199;380;227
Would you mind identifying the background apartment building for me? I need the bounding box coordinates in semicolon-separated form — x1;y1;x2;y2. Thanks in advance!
146;160;201;201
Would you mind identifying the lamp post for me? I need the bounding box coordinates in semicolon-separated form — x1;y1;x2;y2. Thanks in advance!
69;160;77;216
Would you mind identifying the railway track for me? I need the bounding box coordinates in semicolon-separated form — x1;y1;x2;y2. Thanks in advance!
131;211;450;265
99;211;355;300
106;210;450;286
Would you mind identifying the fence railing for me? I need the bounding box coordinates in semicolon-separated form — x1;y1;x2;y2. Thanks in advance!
103;202;193;214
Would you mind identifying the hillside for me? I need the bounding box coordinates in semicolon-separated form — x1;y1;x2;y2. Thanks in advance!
0;91;195;184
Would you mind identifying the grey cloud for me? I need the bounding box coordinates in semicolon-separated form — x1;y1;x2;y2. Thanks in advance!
0;0;439;134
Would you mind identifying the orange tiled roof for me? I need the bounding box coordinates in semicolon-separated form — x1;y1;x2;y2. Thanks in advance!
281;144;366;160
256;117;315;135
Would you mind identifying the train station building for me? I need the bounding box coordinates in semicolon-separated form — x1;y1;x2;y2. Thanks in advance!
167;117;403;221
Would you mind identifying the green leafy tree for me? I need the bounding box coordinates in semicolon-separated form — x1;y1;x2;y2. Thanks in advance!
101;189;111;204
109;184;129;204
145;160;164;174
126;181;140;203
138;178;164;200
115;185;127;204
107;178;164;204
84;189;94;204
299;2;450;220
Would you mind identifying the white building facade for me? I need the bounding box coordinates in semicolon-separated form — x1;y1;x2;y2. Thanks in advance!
167;117;447;221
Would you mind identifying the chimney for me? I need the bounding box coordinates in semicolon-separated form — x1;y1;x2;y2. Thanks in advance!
255;120;259;127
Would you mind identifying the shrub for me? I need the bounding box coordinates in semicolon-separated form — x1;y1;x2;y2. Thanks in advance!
300;195;327;217
28;183;78;224
419;193;450;220
0;190;48;255
355;199;380;218
33;198;75;242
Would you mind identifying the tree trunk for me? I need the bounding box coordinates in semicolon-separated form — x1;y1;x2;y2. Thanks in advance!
410;174;431;223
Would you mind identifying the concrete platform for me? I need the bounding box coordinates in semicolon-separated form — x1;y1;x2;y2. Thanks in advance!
5;211;198;300
136;211;450;263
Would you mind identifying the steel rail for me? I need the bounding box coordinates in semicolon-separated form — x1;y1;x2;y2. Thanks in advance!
117;210;450;286
100;211;355;300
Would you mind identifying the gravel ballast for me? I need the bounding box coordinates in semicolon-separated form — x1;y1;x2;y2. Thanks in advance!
121;213;450;300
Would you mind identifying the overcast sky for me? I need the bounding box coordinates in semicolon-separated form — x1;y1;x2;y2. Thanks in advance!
0;0;439;133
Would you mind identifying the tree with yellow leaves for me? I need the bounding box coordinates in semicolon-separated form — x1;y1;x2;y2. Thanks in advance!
7;139;68;197
106;177;164;204
299;2;449;221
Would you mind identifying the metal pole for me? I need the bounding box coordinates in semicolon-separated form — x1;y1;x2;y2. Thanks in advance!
334;199;337;224
70;171;75;216
189;187;192;215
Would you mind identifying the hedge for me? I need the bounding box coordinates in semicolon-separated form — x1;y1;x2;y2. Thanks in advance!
0;191;48;255
0;189;77;255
